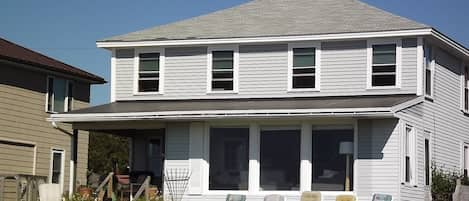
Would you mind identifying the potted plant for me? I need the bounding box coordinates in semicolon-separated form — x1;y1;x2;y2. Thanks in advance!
78;185;93;199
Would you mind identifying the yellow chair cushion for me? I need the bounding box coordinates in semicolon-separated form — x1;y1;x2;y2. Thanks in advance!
301;192;321;201
336;195;356;201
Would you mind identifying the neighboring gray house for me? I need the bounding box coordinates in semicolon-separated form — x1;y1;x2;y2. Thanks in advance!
49;0;469;200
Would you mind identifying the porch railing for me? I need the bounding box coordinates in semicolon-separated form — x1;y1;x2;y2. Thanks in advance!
131;176;151;201
94;172;114;201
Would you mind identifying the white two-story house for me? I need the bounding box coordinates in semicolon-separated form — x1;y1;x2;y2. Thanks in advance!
49;0;469;200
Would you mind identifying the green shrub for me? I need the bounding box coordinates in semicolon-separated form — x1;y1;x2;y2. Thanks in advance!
431;165;462;201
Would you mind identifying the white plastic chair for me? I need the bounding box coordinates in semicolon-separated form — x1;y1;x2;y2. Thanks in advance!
264;194;286;201
39;184;61;201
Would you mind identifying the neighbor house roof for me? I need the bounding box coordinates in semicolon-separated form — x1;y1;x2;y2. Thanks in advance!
0;38;106;84
100;0;429;42
49;95;419;122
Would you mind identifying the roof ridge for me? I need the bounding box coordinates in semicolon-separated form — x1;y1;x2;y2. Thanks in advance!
0;37;105;83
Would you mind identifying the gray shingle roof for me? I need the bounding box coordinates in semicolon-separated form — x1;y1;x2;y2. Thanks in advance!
100;0;429;42
65;95;417;114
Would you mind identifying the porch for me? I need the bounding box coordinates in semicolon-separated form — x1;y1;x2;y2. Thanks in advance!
49;95;419;201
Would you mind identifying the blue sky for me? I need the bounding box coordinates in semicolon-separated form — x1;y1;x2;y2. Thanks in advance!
1;0;468;105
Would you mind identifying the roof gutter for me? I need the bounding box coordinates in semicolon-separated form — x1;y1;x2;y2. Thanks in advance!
48;107;394;123
96;28;433;48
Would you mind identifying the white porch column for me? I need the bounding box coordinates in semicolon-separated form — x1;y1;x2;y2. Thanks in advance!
300;122;312;192
69;129;78;197
249;123;260;192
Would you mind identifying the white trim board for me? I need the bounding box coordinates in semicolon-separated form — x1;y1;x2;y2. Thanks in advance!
97;29;432;48
49;107;394;122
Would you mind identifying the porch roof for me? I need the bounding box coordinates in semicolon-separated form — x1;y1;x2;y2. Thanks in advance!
49;95;420;122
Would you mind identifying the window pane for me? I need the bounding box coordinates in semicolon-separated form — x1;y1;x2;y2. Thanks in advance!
293;68;315;74
213;60;234;69
212;81;233;90
372;75;395;86
425;139;430;185
213;51;234;69
405;127;412;182
139;80;159;92
372;65;396;73
209;128;249;190
312;129;354;191
260;129;300;191
53;78;66;113
52;152;62;184
426;69;432;95
373;44;396;64
139;72;159;78
67;82;73;111
139;59;159;71
212;71;233;79
293;48;315;67
47;78;54;111
293;76;315;88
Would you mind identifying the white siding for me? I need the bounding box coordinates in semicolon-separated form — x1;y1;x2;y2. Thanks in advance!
113;38;418;101
355;119;401;201
395;46;469;201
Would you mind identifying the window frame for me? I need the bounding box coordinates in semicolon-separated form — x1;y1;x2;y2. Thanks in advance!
462;63;469;113
207;126;250;191
462;142;469;177
401;124;417;185
133;47;165;95
200;121;358;196
45;76;73;113
287;42;321;92
207;45;239;94
424;131;431;186
424;43;435;99
367;38;402;89
49;148;65;193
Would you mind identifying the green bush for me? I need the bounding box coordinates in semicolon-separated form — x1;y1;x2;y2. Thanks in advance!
431;165;462;201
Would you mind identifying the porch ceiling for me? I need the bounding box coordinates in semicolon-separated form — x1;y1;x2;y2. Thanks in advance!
49;95;419;122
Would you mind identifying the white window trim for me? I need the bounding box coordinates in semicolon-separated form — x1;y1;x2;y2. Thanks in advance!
133;47;165;95
65;80;74;112
424;43;435;100
49;148;65;193
423;131;432;187
46;76;73;113
401;124;417;185
206;45;239;94
367;38;402;89
461;142;469;176
200;121;357;195
287;42;321;92
461;62;469;113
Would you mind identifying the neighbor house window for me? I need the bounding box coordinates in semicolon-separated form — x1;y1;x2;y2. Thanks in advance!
371;44;398;87
404;125;415;183
260;129;300;191
464;65;469;111
50;149;64;187
425;45;434;97
47;77;72;113
312;129;354;191
210;50;235;91
138;53;160;92
209;128;249;190
425;138;430;185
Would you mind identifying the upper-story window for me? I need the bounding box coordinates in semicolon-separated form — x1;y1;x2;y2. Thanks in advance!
464;65;469;111
208;46;239;93
47;77;73;113
138;53;160;92
425;44;434;97
368;39;401;88
288;43;320;91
